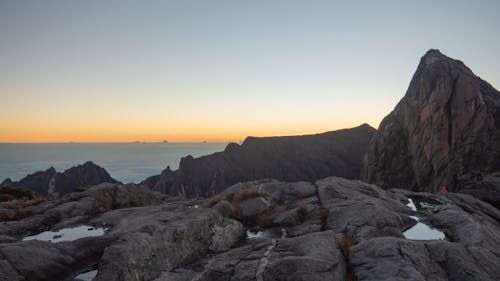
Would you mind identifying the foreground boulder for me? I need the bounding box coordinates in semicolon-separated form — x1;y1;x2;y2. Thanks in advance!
363;49;500;199
155;230;346;281
0;161;119;197
145;124;375;197
351;237;500;281
317;177;415;242
0;183;165;234
456;172;500;209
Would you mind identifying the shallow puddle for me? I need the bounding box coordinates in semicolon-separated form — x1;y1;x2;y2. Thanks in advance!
247;230;265;239
246;228;283;240
73;269;97;281
404;216;445;240
23;225;106;243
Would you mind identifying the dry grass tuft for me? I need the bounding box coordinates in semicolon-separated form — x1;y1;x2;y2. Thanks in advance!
205;193;227;208
319;206;329;230
1;208;28;221
339;233;358;281
204;188;274;224
0;194;16;202
94;193;113;209
237;189;265;201
339;233;353;258
296;203;308;223
255;207;274;227
347;270;358;281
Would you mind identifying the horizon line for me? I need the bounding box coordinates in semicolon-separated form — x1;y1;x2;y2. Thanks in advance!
0;141;233;145
0;124;377;144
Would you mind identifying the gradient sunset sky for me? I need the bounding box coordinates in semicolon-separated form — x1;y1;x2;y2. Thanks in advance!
1;1;499;143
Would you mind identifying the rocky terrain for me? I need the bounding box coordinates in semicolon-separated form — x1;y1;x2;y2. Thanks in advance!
0;177;498;281
145;124;375;198
364;49;500;201
0;161;119;197
0;50;499;281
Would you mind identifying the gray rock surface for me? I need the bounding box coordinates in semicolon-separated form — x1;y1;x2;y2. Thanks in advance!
456;172;500;209
351;237;500;281
317;177;415;242
91;204;243;281
1;177;499;281
239;197;272;219
0;183;243;281
0;183;165;236
159;231;346;281
363;49;500;199
209;180;324;234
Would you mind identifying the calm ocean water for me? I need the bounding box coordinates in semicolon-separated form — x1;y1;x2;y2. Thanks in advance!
0;143;228;183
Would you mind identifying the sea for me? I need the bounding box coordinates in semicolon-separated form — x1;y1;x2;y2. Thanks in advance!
0;143;228;183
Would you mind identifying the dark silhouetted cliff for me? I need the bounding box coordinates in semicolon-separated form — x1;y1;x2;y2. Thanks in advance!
1;161;119;196
146;124;375;197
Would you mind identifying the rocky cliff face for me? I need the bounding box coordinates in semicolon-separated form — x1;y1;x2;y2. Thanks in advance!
147;124;375;198
1;161;119;197
364;49;500;193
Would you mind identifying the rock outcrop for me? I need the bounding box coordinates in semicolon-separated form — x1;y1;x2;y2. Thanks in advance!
0;183;244;281
1;161;119;197
1;177;499;280
364;49;500;197
147;124;375;198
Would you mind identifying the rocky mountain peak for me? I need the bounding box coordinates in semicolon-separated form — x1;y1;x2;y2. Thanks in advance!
364;50;500;193
420;48;445;63
417;49;467;77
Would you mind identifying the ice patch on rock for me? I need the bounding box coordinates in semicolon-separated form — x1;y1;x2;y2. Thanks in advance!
404;216;445;240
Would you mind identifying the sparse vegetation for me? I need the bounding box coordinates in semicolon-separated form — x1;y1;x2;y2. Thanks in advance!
0;194;16;202
94;193;113;209
74;186;87;192
296;203;308;223
339;233;353;257
443;228;456;242
0;186;45;221
339;233;358;281
1;208;28;221
237;189;265;201
0;185;35;200
347;270;358;281
255;203;276;227
205;193;227;208
319;206;329;230
204;188;272;222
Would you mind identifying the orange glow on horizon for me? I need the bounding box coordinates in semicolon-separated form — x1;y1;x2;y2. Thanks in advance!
0;120;379;143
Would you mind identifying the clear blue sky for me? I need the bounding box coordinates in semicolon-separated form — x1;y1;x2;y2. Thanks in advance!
1;0;499;142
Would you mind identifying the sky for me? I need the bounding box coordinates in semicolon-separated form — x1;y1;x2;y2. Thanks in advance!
1;0;499;143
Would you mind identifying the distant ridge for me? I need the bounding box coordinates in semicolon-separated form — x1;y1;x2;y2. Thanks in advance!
144;124;376;197
1;161;119;197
